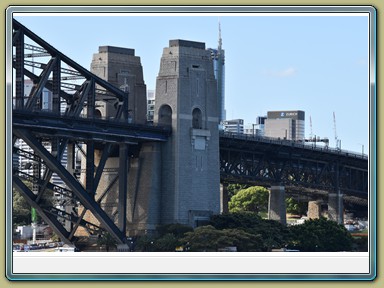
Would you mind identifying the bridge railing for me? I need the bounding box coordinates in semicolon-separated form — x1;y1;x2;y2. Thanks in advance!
219;131;368;160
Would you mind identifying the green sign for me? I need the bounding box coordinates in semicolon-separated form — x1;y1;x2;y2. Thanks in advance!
31;207;37;222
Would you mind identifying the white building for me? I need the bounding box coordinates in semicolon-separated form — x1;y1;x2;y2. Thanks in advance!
223;119;244;134
147;89;155;123
244;116;266;136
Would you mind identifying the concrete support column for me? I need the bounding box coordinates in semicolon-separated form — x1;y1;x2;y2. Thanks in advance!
220;183;229;213
307;200;322;219
268;185;286;225
328;192;344;224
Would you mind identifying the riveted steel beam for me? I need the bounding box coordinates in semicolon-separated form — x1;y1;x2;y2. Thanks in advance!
14;129;127;244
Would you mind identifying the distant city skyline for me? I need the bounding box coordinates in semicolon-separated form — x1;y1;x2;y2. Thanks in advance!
13;8;372;154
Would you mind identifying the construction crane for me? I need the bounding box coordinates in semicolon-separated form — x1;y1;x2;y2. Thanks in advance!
333;112;341;150
304;115;329;147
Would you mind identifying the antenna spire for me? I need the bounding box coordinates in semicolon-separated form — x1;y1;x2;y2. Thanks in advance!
218;18;222;51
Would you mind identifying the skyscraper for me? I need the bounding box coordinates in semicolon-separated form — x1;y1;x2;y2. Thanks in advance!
208;20;226;123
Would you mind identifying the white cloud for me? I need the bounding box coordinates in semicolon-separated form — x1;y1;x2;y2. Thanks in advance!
263;67;298;78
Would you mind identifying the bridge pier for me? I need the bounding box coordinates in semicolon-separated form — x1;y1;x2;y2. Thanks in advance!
220;183;229;213
268;185;286;225
307;200;322;219
328;192;344;224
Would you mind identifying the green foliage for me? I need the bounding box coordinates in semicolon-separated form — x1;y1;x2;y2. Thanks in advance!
156;223;193;238
352;236;368;252
13;180;55;226
285;197;307;216
227;183;248;199
135;235;156;252
228;186;269;214
288;218;354;252
12;188;31;227
153;233;180;252
97;232;117;252
180;225;263;252
210;211;262;230
135;224;193;252
210;212;291;251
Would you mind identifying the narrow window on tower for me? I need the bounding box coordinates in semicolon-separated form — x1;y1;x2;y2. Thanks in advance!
192;108;202;129
196;78;199;97
165;80;168;94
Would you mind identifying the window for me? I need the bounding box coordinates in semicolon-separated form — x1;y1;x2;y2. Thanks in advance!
192;108;202;129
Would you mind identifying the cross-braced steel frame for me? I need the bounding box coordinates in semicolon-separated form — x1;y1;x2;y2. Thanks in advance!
11;19;169;245
219;133;368;205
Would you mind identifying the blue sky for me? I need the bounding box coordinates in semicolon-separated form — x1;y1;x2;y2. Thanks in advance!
14;12;371;154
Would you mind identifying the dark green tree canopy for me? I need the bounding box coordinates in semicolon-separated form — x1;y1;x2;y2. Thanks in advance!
180;225;263;252
12;189;31;227
288;217;354;252
285;197;308;216
210;212;291;251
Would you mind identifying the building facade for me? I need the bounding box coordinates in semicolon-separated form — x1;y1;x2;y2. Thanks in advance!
223;119;244;134
264;110;305;141
147;90;155;123
244;116;267;136
207;21;226;123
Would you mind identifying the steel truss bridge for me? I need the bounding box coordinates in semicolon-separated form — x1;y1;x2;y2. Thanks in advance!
11;19;170;245
10;19;369;245
220;132;368;206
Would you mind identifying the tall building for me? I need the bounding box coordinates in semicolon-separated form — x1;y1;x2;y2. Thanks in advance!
264;110;305;141
207;20;225;123
223;119;244;134
147;90;155;123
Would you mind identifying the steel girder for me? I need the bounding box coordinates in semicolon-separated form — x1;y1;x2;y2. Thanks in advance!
219;133;368;204
11;19;170;246
14;129;127;244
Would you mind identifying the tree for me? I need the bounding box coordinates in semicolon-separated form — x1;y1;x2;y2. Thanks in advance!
12;188;31;227
135;235;156;252
286;197;307;216
97;232;117;252
288;218;354;252
210;212;291;251
13;180;55;227
156;223;193;238
227;183;248;199
153;233;180;252
180;225;263;252
228;186;269;214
